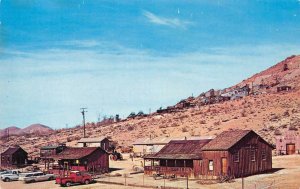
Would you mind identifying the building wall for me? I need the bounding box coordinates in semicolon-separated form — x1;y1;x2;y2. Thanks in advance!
77;139;110;151
276;131;300;155
202;134;272;178
85;149;109;173
1;149;28;167
201;151;228;178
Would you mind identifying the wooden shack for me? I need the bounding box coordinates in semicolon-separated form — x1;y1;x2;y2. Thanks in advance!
0;146;28;168
52;147;109;173
277;85;292;92
40;144;67;170
201;130;273;178
77;137;110;151
40;144;66;158
143;139;212;178
276;130;300;155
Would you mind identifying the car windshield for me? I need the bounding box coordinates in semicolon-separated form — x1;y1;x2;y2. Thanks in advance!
26;174;33;177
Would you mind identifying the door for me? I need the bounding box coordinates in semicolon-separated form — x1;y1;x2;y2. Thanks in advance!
221;158;227;175
286;144;296;155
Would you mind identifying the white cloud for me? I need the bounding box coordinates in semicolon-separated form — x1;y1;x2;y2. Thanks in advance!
143;10;193;29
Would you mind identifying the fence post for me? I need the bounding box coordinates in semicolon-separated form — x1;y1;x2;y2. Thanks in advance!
186;175;189;189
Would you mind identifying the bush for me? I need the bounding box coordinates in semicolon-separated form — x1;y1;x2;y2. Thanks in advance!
181;127;188;132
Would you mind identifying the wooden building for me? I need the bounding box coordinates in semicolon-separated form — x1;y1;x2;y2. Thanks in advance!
40;144;66;171
277;85;292;92
52;147;109;173
77;137;110;151
133;136;214;157
144;139;212;178
276;130;300;155
0;146;28;168
201;130;273;178
40;144;66;158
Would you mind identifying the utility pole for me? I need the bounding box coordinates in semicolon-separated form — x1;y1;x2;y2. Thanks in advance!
7;127;9;142
80;108;88;140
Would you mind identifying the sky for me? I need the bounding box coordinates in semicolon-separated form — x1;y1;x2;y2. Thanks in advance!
0;0;300;129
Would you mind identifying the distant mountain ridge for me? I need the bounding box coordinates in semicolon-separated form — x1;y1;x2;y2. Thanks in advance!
0;124;53;138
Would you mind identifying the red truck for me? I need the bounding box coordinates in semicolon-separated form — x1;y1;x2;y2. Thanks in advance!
55;171;93;187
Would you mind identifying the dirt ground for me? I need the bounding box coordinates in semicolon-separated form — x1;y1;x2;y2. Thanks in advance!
1;154;300;189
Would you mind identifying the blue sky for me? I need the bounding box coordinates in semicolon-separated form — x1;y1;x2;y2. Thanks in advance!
0;0;299;129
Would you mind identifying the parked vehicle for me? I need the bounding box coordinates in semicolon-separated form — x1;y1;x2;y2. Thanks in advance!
1;170;21;182
55;171;92;187
18;172;39;181
23;172;55;183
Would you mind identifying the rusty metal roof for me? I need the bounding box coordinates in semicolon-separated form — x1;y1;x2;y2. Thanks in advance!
52;147;106;160
144;139;212;160
201;130;268;151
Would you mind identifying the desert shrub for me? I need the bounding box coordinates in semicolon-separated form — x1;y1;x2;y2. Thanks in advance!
171;123;179;127
274;130;282;135
289;125;298;131
240;109;246;117
213;121;221;126
199;120;206;124
181;127;188;132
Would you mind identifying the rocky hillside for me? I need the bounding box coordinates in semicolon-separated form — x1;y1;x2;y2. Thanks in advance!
1;55;300;157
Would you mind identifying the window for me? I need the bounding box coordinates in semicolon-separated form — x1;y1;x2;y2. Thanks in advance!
209;160;214;171
250;149;256;161
233;151;239;162
261;150;266;160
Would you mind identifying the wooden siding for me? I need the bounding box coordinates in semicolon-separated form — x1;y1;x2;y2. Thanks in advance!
1;149;28;168
202;132;272;178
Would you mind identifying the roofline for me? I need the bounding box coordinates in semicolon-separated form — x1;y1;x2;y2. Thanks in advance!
202;130;274;151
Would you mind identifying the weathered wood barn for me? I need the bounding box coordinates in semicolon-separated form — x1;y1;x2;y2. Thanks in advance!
276;130;300;155
144;130;273;179
201;130;273;178
52;147;109;173
0;146;28;168
77;137;110;151
144;139;212;178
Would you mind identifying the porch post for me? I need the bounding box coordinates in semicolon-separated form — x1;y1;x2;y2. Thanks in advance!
175;159;177;167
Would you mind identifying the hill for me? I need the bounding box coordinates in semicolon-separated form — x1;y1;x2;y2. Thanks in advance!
1;55;299;157
0;124;53;139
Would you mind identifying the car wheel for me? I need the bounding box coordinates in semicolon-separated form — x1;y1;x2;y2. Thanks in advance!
65;182;71;187
48;177;54;181
84;179;90;185
4;178;10;182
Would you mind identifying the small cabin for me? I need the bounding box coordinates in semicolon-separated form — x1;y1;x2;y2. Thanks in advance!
77;137;110;151
276;130;300;155
201;130;274;178
277;85;292;92
52;147;109;173
1;146;28;168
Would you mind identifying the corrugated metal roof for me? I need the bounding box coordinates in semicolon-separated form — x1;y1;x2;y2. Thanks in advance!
133;136;214;145
144;139;212;160
77;137;107;143
201;130;252;150
52;147;106;160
